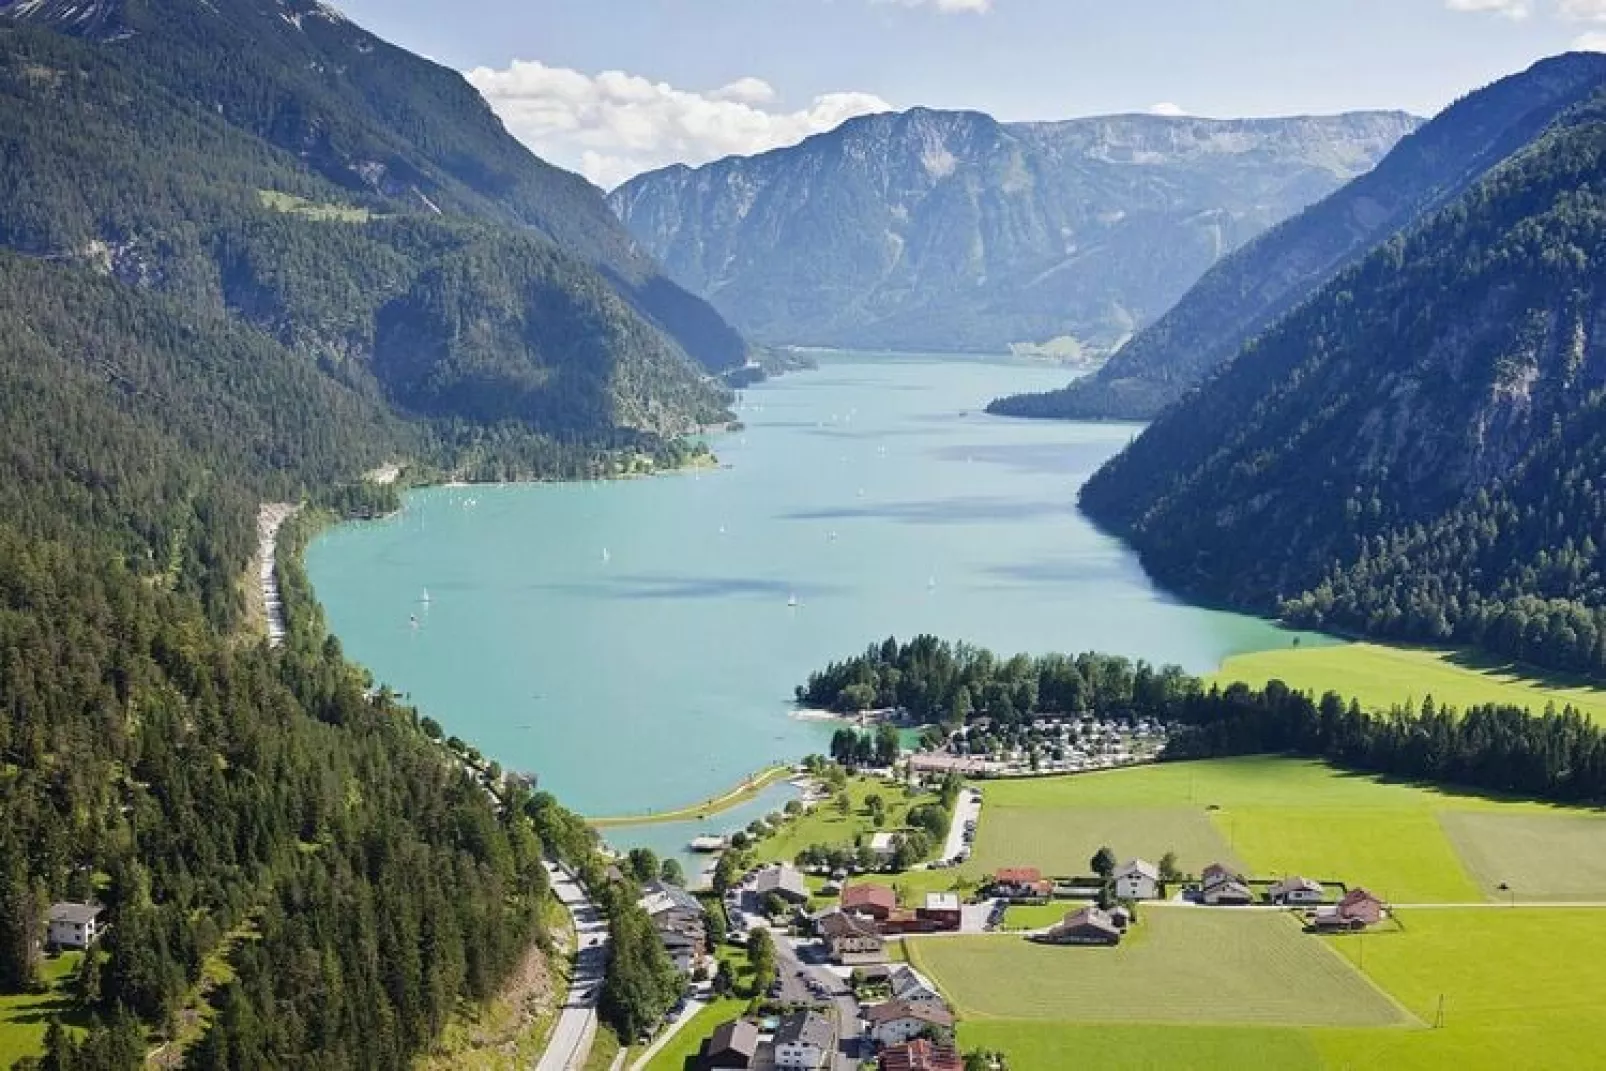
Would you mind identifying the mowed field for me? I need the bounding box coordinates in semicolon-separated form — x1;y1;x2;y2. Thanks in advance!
964;758;1606;903
1216;642;1606;722
909;910;1407;1028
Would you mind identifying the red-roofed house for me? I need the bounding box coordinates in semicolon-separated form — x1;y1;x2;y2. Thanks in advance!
988;868;1053;901
878;1039;962;1071
863;1000;955;1047
1313;887;1387;930
842;883;898;921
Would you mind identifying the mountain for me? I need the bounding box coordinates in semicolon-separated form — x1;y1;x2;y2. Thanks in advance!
0;0;745;446
993;52;1606;420
1079;76;1606;680
608;108;1419;355
0;1;734;1066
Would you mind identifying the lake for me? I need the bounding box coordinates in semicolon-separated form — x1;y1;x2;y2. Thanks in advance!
306;351;1325;828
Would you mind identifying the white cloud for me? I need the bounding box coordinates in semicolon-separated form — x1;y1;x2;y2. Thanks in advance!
1444;0;1532;17
1560;0;1606;20
466;61;893;189
1148;102;1187;117
875;0;993;11
1574;29;1606;47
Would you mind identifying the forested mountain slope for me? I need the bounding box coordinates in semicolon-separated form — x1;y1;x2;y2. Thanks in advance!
1080;86;1606;678
610;107;1416;354
0;0;747;373
992;52;1606;420
0;1;715;1067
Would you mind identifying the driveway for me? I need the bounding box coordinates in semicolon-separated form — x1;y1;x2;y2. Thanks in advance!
536;861;610;1071
940;787;982;864
778;938;863;1071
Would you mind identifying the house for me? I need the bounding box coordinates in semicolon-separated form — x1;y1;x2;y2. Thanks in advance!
47;903;104;950
869;831;898;862
864;999;955;1047
920;893;962;930
1269;877;1326;905
755;864;810;905
704;1018;760;1069
1201;862;1244;891
878;1039;962;1071
1313;887;1387;931
816;910;887;965
988;867;1053;902
641;881;709;973
1113;859;1160;900
842;883;898;921
887;965;945;1008
1036;906;1122;946
1202;879;1255;907
774;1009;836;1071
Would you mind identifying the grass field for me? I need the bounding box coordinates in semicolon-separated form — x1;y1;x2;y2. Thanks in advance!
1216;642;1606;722
257;189;372;223
958;1022;1326;1070
964;758;1606;904
1315;908;1606;1068
0;953;84;1067
910;910;1406;1028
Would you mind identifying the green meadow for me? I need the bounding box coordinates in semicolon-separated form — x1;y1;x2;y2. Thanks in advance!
1215;642;1606;722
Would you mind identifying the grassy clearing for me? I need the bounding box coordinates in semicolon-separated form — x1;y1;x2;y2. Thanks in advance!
752;775;938;866
1438;812;1606;901
582;1025;624;1071
0;953;85;1067
958;1022;1324;1070
642;996;747;1071
1216;642;1606;722
257;189;371;223
1314;908;1606;1069
969;758;1606;903
909;911;1406;1028
970;805;1239;879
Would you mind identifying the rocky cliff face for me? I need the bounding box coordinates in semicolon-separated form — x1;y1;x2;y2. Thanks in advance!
609;108;1419;354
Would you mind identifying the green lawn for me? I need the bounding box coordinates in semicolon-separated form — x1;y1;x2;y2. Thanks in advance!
0;952;85;1067
909;911;1407;1028
753;775;939;866
966;758;1606;904
1438;812;1606;901
257;189;371;222
1216;642;1606;722
642;997;747;1071
1314;908;1606;1069
959;1022;1325;1071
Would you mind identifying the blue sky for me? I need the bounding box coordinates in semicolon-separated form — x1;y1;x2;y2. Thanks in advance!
332;0;1606;187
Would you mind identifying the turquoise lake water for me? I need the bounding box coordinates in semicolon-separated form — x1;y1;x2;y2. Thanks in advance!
306;351;1325;828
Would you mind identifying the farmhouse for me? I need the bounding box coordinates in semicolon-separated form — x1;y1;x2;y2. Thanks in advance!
1113;858;1161;900
640;881;709;973
878;1038;962;1071
1313;887;1387;930
1037;905;1122;946
988;867;1053;902
842;882;898;921
47;902;104;950
817;910;887;965
774;1009;836;1071
1202;879;1255;906
1201;862;1245;891
864;999;955;1047
755;864;811;905
703;1018;760;1069
1269;876;1326;905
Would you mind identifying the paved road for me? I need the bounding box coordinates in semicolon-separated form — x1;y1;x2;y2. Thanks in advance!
536;862;610;1071
940;787;982;864
777;938;862;1071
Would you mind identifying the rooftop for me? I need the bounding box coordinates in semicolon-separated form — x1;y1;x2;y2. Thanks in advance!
775;1009;835;1050
843;883;898;912
864;1000;954;1027
1116;858;1159;880
708;1018;760;1060
879;1039;962;1071
48;902;103;925
924;892;961;911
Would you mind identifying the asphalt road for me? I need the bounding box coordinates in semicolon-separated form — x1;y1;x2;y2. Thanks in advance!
536;862;610;1071
940;786;983;864
776;938;863;1071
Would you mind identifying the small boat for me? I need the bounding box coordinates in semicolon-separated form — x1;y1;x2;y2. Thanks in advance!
409;614;418;629
421;588;431;604
788;594;799;608
601;548;611;564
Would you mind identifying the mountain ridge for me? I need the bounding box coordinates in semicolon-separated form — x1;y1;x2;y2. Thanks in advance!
991;51;1606;420
609;105;1419;355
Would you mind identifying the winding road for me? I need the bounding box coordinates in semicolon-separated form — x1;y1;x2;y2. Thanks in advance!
536;862;610;1071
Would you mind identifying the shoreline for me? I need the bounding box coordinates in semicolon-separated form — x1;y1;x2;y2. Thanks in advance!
587;765;795;829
